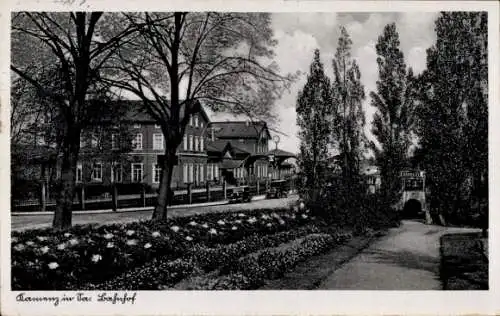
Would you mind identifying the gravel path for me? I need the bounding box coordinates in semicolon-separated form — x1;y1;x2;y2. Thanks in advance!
318;220;481;290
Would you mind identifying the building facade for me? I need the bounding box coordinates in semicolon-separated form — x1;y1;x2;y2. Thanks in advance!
75;102;283;191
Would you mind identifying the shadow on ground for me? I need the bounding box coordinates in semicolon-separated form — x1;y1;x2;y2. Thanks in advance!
363;248;440;275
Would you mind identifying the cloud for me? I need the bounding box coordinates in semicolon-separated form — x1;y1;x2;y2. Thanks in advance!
213;12;439;155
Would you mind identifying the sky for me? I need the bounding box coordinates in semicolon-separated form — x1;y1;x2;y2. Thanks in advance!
212;12;440;154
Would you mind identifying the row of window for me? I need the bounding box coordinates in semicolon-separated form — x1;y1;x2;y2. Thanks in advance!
75;162;220;184
182;134;205;152
182;163;219;184
133;114;204;130
107;133;205;152
256;164;269;178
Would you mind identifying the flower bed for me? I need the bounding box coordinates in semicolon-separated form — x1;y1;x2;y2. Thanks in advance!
12;207;313;290
83;225;322;290
175;233;347;290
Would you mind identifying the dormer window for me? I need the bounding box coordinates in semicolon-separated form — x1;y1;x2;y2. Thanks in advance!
194;116;199;128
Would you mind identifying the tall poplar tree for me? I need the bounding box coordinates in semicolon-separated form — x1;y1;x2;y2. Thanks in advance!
416;12;487;224
332;27;366;187
370;23;415;202
296;49;333;200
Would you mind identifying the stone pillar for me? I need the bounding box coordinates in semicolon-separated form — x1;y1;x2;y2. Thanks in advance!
40;181;46;212
187;183;193;204
223;180;227;200
206;181;210;202
140;184;146;207
81;185;86;210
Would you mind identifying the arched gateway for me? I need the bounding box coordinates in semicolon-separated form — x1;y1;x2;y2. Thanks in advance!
396;170;432;224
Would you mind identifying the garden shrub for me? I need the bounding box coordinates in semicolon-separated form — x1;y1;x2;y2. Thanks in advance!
177;233;344;290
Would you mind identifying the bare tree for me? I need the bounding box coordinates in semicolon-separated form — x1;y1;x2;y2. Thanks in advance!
11;12;139;229
104;12;294;220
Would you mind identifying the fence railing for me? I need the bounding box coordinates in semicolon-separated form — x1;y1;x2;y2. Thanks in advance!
11;179;294;213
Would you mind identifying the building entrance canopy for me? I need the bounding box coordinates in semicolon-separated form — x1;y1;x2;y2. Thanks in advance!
244;148;295;167
220;159;245;169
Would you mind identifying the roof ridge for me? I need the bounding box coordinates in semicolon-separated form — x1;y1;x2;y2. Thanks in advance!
208;120;265;124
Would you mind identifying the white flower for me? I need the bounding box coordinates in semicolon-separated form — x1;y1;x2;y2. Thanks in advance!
238;213;246;217
235;219;242;224
104;233;114;240
69;238;79;246
91;254;102;263
106;242;114;248
217;220;225;225
170;226;180;232
64;233;71;238
152;231;161;238
36;236;47;242
185;236;193;241
126;239;138;246
231;226;238;231
266;223;272;227
40;246;50;254
26;241;35;246
126;230;135;236
144;243;152;249
247;217;257;224
202;223;209;229
11;237;18;243
301;214;308;219
305;209;310;213
291;215;296;219
293;206;298;212
209;228;217;235
48;262;59;269
299;202;305;210
261;215;270;220
189;221;197;226
279;220;285;225
57;243;66;250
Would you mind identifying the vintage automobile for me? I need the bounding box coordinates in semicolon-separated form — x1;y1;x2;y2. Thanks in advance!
266;180;289;199
229;186;251;203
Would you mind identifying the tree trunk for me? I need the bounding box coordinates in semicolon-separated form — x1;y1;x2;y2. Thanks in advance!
53;137;79;229
152;149;175;220
39;164;46;212
111;182;118;212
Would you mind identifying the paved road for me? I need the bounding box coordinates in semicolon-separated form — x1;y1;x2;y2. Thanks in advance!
318;220;481;290
11;196;298;231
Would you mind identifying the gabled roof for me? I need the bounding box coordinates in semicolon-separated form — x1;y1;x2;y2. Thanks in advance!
206;139;230;152
265;148;296;159
208;121;270;139
105;99;209;124
206;140;251;157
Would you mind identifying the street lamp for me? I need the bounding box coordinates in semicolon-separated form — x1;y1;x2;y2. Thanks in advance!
271;135;280;180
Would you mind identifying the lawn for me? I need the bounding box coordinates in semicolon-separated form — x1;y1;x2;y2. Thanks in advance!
440;232;488;290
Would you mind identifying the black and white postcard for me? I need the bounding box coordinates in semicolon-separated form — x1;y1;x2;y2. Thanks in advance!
1;0;499;315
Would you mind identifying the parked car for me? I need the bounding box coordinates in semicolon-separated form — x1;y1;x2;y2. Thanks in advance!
266;180;289;199
229;186;251;203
